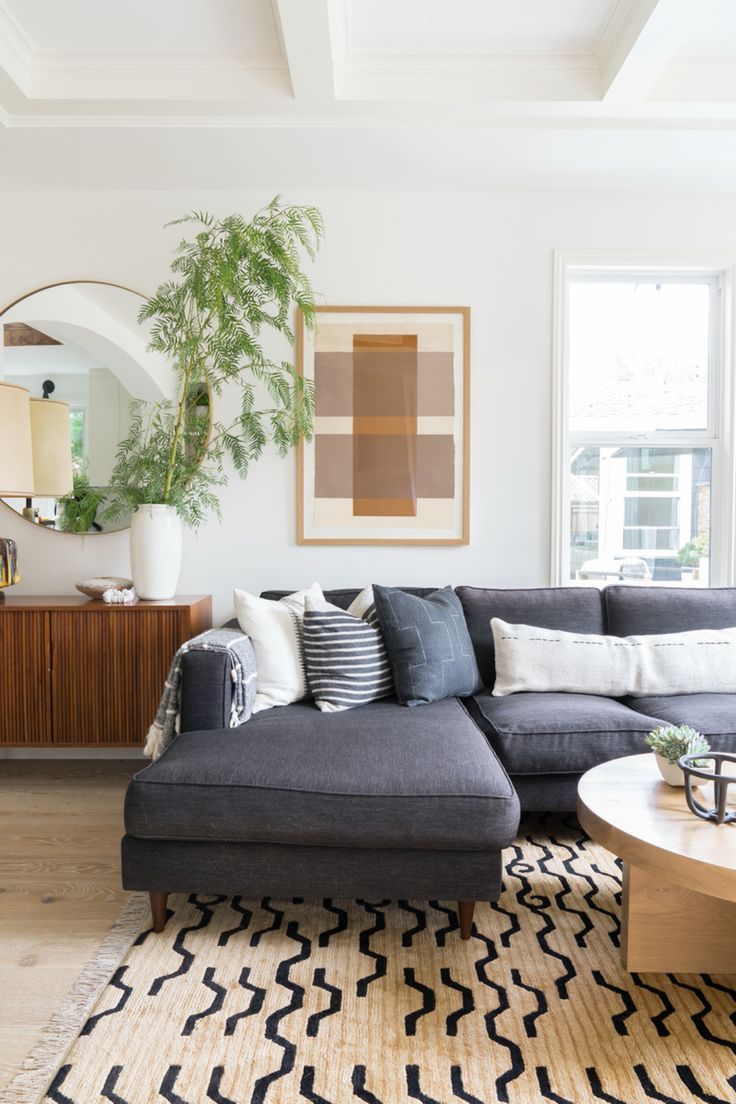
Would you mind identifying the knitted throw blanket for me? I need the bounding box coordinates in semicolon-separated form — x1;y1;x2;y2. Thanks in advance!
144;628;257;760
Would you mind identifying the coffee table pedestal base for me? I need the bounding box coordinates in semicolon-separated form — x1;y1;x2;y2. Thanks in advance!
622;862;736;974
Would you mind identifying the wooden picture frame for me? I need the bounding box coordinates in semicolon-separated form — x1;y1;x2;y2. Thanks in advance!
297;306;470;545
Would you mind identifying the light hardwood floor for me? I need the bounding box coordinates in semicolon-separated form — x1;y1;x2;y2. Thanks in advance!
0;760;141;1096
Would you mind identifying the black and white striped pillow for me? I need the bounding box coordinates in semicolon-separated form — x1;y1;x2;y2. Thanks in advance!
303;595;394;712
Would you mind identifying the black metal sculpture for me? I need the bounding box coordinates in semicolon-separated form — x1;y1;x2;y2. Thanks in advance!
679;752;736;825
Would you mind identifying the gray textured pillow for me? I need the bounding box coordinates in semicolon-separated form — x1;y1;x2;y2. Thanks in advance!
372;585;482;706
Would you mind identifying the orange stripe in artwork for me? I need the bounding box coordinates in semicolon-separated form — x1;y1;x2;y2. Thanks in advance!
353;498;416;516
353;416;418;435
353;334;418;351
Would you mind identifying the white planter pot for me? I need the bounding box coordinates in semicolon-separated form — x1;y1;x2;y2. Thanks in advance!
655;752;685;787
130;504;182;600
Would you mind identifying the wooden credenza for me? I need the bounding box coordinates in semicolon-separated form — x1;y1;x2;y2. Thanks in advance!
0;595;212;747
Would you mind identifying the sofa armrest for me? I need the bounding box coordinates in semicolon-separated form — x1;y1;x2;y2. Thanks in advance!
179;649;235;733
178;624;256;734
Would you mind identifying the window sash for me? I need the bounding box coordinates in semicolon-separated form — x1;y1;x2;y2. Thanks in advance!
553;254;732;588
568;273;718;438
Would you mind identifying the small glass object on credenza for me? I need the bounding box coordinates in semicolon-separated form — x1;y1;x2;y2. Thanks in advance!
0;537;20;601
679;752;736;825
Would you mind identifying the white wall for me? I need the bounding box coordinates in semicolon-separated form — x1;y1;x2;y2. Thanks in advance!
2;189;736;627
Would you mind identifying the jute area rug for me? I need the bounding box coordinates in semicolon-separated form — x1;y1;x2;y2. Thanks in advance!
16;816;736;1104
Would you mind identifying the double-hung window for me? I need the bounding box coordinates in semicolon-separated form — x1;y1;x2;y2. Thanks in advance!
554;263;729;587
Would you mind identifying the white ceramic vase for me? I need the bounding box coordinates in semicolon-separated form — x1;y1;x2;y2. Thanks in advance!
654;752;685;787
129;504;182;600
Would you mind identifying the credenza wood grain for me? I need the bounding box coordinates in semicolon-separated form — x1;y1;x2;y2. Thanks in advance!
0;596;212;747
0;610;51;744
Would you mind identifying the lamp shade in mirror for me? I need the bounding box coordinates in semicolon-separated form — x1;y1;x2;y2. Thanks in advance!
0;381;34;497
29;397;73;497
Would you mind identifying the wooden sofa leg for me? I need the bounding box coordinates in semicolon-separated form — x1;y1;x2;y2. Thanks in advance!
149;891;169;933
458;900;475;940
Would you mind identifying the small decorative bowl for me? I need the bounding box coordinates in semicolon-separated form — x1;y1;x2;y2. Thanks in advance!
678;752;736;825
75;577;133;599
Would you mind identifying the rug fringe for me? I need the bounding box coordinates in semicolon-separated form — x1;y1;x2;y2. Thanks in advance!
2;892;149;1104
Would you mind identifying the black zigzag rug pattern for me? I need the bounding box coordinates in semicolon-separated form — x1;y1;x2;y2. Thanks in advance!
42;816;735;1104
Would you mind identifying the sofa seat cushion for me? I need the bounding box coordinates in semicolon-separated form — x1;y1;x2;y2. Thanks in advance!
125;698;519;851
624;694;736;747
466;691;664;775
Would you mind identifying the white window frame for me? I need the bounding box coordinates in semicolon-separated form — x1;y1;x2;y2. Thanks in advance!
552;251;736;588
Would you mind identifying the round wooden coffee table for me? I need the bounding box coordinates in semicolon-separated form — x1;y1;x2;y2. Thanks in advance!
577;753;736;974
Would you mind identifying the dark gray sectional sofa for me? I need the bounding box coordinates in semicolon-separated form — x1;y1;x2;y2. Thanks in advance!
122;583;736;938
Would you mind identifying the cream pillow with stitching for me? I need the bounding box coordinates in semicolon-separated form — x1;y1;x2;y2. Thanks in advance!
491;617;736;698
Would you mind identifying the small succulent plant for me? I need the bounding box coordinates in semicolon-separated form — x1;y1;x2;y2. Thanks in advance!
645;725;710;765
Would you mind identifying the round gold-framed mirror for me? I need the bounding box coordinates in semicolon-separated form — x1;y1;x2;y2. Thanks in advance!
0;280;201;535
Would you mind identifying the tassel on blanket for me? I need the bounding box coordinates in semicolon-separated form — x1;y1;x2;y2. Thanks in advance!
144;723;165;759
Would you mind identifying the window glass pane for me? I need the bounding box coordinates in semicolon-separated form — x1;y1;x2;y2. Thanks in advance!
623;528;680;551
569;447;711;585
69;410;86;467
626;475;676;492
624;497;678;527
569;280;711;432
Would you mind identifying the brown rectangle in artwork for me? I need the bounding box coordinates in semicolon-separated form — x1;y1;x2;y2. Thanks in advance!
417;352;455;416
353;334;418;351
353;416;417;436
314;352;354;416
353;435;417;505
315;434;353;497
353;351;419;417
353;498;416;516
353;331;419;518
416;436;455;498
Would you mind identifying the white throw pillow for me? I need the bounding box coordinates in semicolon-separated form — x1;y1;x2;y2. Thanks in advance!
233;583;323;712
491;617;736;698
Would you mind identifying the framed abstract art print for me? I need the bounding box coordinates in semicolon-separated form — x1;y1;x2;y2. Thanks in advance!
297;306;469;545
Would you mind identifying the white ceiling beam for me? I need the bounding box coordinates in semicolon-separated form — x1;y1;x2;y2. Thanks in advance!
272;0;336;102
600;0;716;102
0;1;32;97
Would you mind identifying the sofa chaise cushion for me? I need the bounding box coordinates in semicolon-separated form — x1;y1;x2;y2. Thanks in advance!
466;691;664;774
125;697;519;851
624;693;736;746
455;586;605;687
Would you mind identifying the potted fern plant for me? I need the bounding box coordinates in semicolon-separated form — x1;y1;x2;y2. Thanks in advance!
104;198;323;598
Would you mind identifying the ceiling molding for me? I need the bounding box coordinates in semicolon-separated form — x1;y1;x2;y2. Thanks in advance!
27;60;291;102
272;0;335;102
30;51;285;72
334;64;601;103
599;0;717;101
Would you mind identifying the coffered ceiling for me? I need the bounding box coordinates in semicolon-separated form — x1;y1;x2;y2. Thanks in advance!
1;0;734;123
0;0;735;190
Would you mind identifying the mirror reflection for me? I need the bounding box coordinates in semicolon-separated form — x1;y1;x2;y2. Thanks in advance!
0;282;177;533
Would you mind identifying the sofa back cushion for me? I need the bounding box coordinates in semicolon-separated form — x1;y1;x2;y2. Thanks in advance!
455;586;606;687
605;585;736;637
